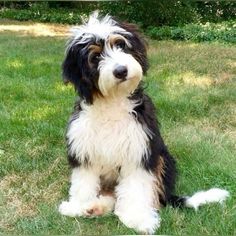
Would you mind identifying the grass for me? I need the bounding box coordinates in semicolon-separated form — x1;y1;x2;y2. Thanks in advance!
0;20;236;235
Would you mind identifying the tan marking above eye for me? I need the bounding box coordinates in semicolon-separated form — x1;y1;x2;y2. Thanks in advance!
88;45;102;54
108;34;131;48
88;45;102;65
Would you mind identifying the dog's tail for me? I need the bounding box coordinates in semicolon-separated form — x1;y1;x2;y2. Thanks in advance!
168;188;229;210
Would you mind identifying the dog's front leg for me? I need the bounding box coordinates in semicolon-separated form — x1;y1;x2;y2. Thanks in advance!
115;168;160;234
59;166;100;217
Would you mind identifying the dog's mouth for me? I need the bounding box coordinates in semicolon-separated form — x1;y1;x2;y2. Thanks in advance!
117;75;138;84
117;77;127;83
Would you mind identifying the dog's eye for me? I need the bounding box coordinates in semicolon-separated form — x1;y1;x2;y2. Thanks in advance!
90;53;101;64
114;39;126;50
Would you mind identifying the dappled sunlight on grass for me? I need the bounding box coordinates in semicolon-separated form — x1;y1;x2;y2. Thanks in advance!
6;59;23;69
148;41;199;54
54;82;73;92
148;40;236;82
162;71;214;88
10;104;63;123
181;72;213;87
175;71;234;88
185;43;199;48
0;20;70;37
227;60;236;69
30;105;56;121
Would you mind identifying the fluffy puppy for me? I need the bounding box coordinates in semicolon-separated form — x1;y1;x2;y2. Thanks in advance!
59;13;229;234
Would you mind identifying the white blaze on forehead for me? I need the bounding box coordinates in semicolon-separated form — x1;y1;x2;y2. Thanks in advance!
68;12;131;49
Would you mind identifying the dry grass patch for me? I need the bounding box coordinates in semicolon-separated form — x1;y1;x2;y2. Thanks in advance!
0;157;66;231
0;19;70;37
0;174;36;231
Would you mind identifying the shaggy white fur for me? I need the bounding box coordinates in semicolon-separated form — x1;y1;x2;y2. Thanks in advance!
115;168;160;234
67;97;150;170
68;11;130;51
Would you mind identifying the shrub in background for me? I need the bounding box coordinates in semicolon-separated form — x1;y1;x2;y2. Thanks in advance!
99;0;200;27
1;0;235;26
146;21;236;43
0;1;235;43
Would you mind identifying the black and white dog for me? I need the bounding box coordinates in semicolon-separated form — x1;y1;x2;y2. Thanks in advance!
59;13;229;234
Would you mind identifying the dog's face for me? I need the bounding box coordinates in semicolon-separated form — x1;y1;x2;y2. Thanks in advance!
63;13;148;103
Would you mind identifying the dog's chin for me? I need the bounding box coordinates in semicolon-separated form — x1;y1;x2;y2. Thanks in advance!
115;77;141;97
118;76;141;92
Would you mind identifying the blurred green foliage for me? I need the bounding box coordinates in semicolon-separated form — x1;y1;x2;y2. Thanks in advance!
0;1;235;42
0;1;235;27
146;21;236;43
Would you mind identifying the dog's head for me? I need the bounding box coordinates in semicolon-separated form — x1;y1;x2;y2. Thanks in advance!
63;12;148;104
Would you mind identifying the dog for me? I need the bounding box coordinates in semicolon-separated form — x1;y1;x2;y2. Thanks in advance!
58;12;229;234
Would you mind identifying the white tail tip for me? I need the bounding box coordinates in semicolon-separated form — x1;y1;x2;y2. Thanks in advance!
185;188;230;210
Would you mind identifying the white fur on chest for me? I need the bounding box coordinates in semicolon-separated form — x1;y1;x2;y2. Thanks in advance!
67;97;150;172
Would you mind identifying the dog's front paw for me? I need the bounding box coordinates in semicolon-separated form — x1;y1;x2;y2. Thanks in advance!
59;201;83;217
59;196;115;218
84;195;115;217
115;208;160;234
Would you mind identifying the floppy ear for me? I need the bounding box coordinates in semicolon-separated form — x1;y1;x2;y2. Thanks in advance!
62;44;82;85
119;22;149;74
62;44;94;104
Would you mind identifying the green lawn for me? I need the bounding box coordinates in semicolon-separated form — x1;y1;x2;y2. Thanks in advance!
0;22;236;235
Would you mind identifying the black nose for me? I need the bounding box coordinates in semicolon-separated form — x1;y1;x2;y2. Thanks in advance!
113;65;128;79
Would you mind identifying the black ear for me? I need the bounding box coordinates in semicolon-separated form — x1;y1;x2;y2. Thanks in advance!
119;22;149;74
62;44;94;104
62;44;82;85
